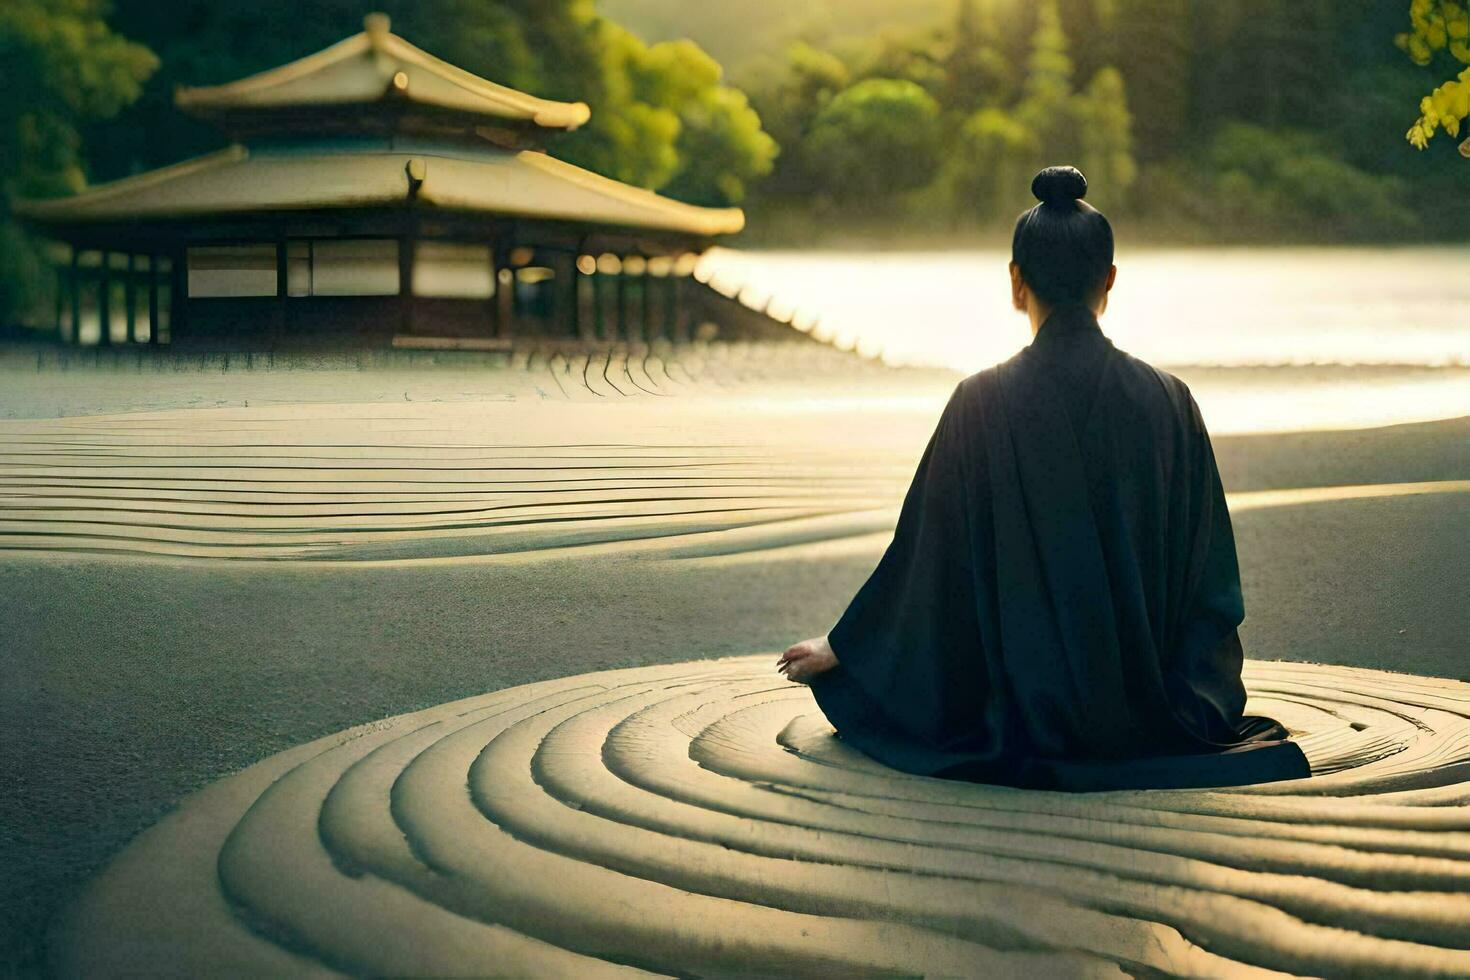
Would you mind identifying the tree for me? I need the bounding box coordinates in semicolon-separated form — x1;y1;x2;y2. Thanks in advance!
1176;123;1420;240
1077;66;1137;210
804;78;942;206
88;0;776;203
551;30;775;202
659;83;778;206
1398;0;1470;154
940;0;1014;113
1110;0;1190;162
1185;0;1338;138
844;25;947;97
742;42;849;197
946;107;1038;224
1022;0;1074;110
1016;0;1079;163
0;0;156;324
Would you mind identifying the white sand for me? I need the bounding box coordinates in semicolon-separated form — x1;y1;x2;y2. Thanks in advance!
2;348;1468;974
52;655;1470;978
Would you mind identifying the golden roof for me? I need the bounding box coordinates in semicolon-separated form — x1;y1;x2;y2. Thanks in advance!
14;143;745;238
174;13;590;132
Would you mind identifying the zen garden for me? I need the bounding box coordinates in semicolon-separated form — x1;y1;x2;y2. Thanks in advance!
1;2;1468;977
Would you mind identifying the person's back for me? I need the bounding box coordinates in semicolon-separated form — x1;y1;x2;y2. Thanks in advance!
777;166;1310;792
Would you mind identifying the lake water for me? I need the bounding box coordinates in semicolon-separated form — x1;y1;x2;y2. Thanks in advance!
700;246;1470;372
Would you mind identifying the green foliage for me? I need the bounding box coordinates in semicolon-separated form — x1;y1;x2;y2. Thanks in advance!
552;28;776;202
1398;0;1470;65
1077;67;1137;211
86;0;773;206
945;108;1039;224
1022;0;1074;111
755;43;852;147
941;0;1014;112
939;2;1134;224
0;0;156;195
0;0;156;324
1143;124;1419;240
1015;0;1084;167
3;0;1456;306
843;28;947;97
804;79;942;206
740;0;1140;235
1009;1;1137;212
1399;0;1470;153
617;0;1458;238
659;84;777;206
1108;0;1188;162
739;43;853;204
601;0;954;75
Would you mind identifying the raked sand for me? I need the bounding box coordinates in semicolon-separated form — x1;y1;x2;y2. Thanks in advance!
51;655;1470;977
2;346;1469;975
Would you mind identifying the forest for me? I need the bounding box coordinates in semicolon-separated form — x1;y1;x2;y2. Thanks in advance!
653;0;1470;243
2;0;1467;318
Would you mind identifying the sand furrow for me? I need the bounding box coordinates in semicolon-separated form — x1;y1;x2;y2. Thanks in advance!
0;411;918;559
53;656;1470;978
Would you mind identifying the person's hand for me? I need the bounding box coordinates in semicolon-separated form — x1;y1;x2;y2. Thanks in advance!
777;635;838;685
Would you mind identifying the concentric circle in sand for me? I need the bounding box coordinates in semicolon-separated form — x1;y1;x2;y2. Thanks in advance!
55;656;1470;978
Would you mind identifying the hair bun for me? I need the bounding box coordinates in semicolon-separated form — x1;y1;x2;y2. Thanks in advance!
1031;165;1087;205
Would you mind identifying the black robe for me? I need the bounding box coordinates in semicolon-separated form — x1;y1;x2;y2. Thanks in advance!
810;305;1310;792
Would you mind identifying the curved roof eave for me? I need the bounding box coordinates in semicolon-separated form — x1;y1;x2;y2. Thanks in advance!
13;145;744;240
174;18;590;131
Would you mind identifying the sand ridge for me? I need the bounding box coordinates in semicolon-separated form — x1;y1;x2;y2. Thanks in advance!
5;399;1466;563
51;655;1470;978
5;358;1469;973
0;399;922;561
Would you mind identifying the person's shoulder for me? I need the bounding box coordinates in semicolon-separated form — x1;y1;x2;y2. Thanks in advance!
954;360;1007;396
935;366;1003;432
1108;349;1216;447
948;364;1006;414
1108;346;1194;409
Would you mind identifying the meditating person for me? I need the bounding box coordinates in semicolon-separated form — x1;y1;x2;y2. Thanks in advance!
777;165;1311;792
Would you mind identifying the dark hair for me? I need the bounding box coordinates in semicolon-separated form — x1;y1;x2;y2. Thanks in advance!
1011;165;1114;308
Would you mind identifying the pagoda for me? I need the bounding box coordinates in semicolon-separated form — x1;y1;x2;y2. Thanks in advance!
15;14;746;349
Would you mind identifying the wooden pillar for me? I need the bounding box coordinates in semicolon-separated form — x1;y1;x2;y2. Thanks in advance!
125;253;137;343
545;251;561;337
591;269;605;340
639;264;651;342
68;248;80;345
398;232;416;335
558;252;576;340
615;265;629;343
673;274;688;343
148;254;160;346
494;244;513;340
97;251;112;347
274;239;288;347
53;250;64;340
576;260;595;342
486;244;498;338
170;246;189;341
564;257;576;340
662;271;676;341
